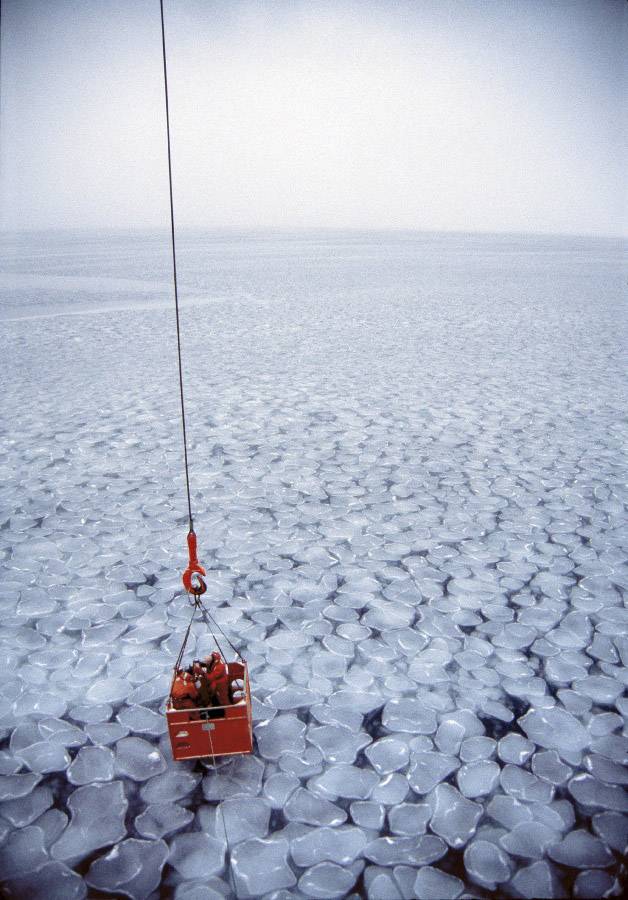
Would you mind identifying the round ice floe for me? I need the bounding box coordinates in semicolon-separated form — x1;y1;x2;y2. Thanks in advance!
487;794;532;829
309;763;379;800
285;787;347;826
255;714;306;761
568;773;628;812
519;706;590;755
135;802;194;839
500;822;561;859
291;826;367;867
15;741;70;774
547;829;615;868
86;837;169;900
350;800;385;830
51;781;128;862
68;702;113;723
572;675;623;705
592;811;628;854
114;736;166;781
501;764;554;803
498;733;535;765
509;860;558;899
460;736;496;762
0;784;52;827
456;760;500;797
382;698;437;734
202;755;264;801
116;704;167;736
306;723;371;764
365;834;447;867
464;839;511;889
434;719;465;754
531;750;572;785
0;772;42;800
263;772;299;809
231;837;295;897
168;833;225;879
365;737;409;774
429;783;482;848
220;797;271;844
328;690;384;714
85;722;130;745
413;866;464;900
573;870;617;899
1;861;86;900
298;862;357;899
408;751;459;794
67;746;115;785
266;685;321;709
370;773;410;805
388;801;430;835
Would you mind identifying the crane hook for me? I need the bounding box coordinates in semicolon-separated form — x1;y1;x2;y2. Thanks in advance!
182;530;206;596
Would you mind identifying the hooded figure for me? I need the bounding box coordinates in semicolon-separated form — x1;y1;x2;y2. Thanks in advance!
171;670;198;709
204;652;230;706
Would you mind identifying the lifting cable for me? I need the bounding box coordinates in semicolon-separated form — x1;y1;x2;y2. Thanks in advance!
160;0;245;703
160;0;208;607
159;0;194;536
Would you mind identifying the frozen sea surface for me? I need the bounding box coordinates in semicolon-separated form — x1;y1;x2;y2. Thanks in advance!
0;229;627;897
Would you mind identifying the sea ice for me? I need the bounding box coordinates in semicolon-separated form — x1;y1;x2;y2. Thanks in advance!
255;714;306;760
500;822;561;858
0;823;48;877
464;839;511;889
573;870;616;899
202;756;264;801
168;833;225;879
135;802;194;839
519;706;590;755
0;772;42;800
86;838;169;899
3;861;87;900
456;760;500;797
547;829;615;868
388;801;430;835
220;797;271;844
140;770;201;803
284;786;347;826
382;698;437;734
413;866;464;899
114;736;167;781
428;783;482;848
364;835;447;866
497;733;535;765
67;745;115;784
51;781;128;861
408;751;459;794
290;825;367;867
350;800;385;830
365;737;409;774
592;811;628;854
299;861;358;898
306;723;371;763
0;784;53;826
231;837;296;897
309;763;379;800
509;860;558;899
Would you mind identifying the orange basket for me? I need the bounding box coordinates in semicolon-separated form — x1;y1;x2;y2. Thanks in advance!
166;661;253;761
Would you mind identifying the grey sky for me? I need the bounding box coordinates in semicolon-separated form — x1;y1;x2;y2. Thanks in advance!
1;0;626;236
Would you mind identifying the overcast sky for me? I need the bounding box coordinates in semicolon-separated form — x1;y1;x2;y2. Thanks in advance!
1;0;626;236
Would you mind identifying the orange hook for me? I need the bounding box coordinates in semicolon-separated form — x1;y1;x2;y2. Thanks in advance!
182;530;206;596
